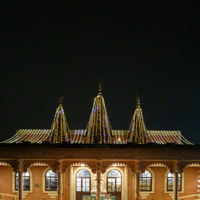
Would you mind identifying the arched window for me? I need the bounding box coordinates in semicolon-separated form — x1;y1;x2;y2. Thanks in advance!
15;171;30;191
76;169;91;192
107;170;122;192
45;170;58;191
140;170;152;191
167;172;182;191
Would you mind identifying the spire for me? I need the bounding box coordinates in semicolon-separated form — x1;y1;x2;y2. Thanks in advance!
97;83;102;95
136;98;140;108
50;96;71;143
58;96;63;106
85;84;113;144
127;98;148;144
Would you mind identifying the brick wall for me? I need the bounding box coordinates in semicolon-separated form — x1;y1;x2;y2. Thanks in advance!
0;165;199;200
127;167;198;200
0;166;13;195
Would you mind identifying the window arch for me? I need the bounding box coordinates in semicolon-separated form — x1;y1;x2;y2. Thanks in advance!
167;172;182;191
140;170;152;191
45;170;58;191
107;169;122;192
76;169;91;192
15;171;30;191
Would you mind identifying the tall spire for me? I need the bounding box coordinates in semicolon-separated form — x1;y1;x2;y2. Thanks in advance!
127;98;148;144
97;83;102;95
136;97;140;108
85;84;113;144
50;96;71;143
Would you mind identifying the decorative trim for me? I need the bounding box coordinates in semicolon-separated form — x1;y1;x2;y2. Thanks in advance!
0;162;10;166
30;162;48;167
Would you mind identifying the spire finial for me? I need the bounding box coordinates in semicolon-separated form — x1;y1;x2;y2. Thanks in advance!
97;82;102;95
58;96;63;106
136;98;140;108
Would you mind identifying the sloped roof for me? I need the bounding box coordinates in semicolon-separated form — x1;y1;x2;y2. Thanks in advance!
0;129;193;145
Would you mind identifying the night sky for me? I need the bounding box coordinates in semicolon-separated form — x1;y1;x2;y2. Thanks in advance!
1;1;200;144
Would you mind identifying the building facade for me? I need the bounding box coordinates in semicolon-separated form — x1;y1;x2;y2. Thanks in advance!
0;86;200;200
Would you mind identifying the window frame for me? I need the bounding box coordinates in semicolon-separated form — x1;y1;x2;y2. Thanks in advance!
167;172;182;191
139;170;152;192
76;169;91;193
15;171;30;191
107;169;122;193
45;169;58;191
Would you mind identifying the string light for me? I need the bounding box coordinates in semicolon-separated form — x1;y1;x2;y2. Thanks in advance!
50;96;71;143
127;98;148;144
85;84;114;144
0;94;193;145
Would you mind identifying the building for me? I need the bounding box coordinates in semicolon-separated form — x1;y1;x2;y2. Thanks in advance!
0;85;200;200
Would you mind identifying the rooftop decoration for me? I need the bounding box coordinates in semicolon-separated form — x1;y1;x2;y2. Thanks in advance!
84;84;114;144
0;88;193;145
50;96;71;143
127;98;148;144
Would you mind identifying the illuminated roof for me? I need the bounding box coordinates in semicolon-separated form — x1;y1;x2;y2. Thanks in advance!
50;96;71;143
0;129;193;145
0;85;193;145
128;98;148;144
84;84;114;144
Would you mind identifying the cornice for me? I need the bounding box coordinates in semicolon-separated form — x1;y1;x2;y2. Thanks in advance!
0;145;199;160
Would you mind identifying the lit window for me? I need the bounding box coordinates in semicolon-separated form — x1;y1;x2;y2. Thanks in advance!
76;170;91;192
45;170;58;191
140;170;152;191
107;170;122;192
15;171;30;191
167;172;182;191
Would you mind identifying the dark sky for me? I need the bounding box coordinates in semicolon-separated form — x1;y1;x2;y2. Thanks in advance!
1;1;200;144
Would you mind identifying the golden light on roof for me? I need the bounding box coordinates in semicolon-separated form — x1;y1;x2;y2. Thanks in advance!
85;84;114;144
50;96;71;143
128;98;148;144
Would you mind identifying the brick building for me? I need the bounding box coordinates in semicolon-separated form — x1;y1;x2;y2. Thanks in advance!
0;86;200;200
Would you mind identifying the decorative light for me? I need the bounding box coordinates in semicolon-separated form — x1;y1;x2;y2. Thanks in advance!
85;84;114;144
50;96;71;143
127;98;148;144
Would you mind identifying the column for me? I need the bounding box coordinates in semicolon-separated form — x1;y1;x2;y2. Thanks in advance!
135;171;140;200
18;170;23;200
173;171;178;200
124;166;128;200
17;160;23;200
70;165;74;200
57;171;63;200
97;170;101;200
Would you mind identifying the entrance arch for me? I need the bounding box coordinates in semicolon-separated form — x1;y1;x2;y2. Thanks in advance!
76;169;91;200
107;169;122;200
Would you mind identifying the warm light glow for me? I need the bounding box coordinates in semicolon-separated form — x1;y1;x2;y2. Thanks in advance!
85;87;113;144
